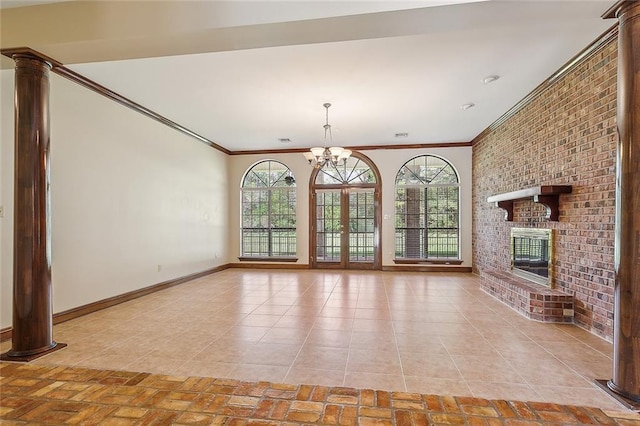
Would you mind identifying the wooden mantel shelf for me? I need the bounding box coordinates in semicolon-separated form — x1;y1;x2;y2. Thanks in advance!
487;185;572;221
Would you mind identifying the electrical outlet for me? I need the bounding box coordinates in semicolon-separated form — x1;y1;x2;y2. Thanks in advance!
157;264;162;272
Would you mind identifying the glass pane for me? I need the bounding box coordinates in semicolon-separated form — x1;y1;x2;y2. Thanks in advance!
426;186;459;258
316;191;341;261
395;155;458;185
394;184;459;259
241;187;296;257
242;160;296;188
315;157;376;185
348;189;375;262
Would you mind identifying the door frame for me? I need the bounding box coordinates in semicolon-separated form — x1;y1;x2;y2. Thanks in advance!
309;152;382;270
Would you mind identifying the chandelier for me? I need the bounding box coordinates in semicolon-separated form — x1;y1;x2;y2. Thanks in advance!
303;103;351;168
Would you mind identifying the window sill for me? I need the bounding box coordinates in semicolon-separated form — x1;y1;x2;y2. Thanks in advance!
238;257;299;263
393;258;463;265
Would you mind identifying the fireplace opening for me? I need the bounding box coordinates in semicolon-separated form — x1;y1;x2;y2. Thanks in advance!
511;228;553;287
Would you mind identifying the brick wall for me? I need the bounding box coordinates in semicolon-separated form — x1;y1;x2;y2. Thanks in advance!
472;36;618;340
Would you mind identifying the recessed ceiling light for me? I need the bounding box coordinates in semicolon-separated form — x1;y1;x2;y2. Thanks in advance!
278;138;291;143
460;103;475;110
395;132;408;138
481;75;500;84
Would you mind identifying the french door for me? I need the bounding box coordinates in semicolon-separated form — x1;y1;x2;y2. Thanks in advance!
310;154;381;270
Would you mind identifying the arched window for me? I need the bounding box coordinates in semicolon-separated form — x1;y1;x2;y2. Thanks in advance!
395;155;459;260
241;160;296;258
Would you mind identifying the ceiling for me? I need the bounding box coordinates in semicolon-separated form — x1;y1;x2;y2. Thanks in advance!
1;0;616;152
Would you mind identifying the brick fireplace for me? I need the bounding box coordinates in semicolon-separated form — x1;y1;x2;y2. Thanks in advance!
472;30;617;338
511;228;552;287
480;225;574;323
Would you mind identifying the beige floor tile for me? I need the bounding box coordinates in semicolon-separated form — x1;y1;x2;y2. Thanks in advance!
240;342;301;366
505;357;593;387
352;319;394;332
344;372;406;392
230;363;289;383
125;355;187;375
174;360;238;379
347;348;402;375
191;339;256;363
222;326;271;342
273;315;317;329
466;381;542;402
354;308;391;320
285;305;324;317
251;305;291;316
319;307;356;318
539;340;611;364
305;329;352;348
487;339;552;359
451;354;527;384
399;353;462;379
293;345;349;370
350;331;396;350
569;358;613;381
260;327;309;345
312;317;354;331
285;367;345;387
404;376;473;396
238;314;282;328
395;334;446;354
535;385;628;411
439;336;498;357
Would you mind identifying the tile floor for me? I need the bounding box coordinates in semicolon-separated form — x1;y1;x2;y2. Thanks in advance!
0;269;629;412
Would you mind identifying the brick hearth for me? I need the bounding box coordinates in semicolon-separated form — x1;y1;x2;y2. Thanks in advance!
480;270;574;323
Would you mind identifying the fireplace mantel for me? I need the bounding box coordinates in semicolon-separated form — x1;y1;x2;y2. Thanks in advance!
487;185;572;221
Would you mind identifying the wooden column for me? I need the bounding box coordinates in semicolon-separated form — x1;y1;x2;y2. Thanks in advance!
603;0;640;405
0;52;64;361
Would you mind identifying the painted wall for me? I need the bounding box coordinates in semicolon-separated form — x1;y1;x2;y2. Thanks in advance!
227;147;473;267
1;70;228;329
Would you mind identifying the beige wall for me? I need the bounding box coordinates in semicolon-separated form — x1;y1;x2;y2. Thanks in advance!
228;147;473;267
1;70;229;329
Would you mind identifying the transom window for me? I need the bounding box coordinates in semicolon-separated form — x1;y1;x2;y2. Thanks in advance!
241;160;296;258
314;156;377;185
395;155;460;260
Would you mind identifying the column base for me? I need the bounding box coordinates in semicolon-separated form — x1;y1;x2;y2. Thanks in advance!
0;342;67;362
594;379;640;412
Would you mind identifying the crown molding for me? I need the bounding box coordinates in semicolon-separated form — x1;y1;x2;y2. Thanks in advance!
230;141;472;156
1;47;230;155
472;24;618;144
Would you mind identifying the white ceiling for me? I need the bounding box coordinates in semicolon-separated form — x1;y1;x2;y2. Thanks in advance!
1;0;616;152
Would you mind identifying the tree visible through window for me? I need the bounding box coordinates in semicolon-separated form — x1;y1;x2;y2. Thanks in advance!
241;160;296;258
395;155;459;259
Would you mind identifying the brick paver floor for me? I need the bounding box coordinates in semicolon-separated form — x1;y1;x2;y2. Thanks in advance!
1;362;638;425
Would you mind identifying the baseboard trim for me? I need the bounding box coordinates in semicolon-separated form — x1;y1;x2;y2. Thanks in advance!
228;263;310;269
382;265;472;273
0;264;229;342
